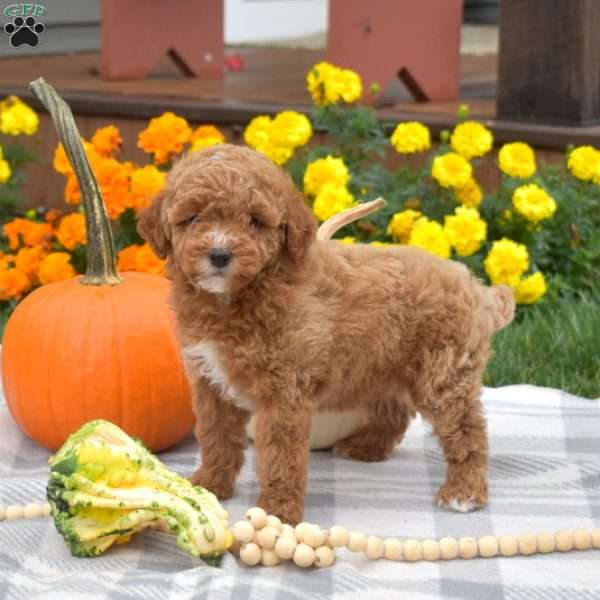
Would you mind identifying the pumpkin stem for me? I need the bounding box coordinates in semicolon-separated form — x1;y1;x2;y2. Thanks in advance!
29;78;122;286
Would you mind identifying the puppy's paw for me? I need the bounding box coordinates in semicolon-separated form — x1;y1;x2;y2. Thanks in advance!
436;481;487;513
257;494;304;526
189;467;235;500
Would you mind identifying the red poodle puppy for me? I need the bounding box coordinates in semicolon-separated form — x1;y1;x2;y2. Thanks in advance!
138;144;514;524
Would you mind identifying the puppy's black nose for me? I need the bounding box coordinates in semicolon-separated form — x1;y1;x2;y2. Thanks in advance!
209;247;232;268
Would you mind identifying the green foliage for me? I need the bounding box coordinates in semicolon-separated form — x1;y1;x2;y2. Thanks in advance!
0;137;37;222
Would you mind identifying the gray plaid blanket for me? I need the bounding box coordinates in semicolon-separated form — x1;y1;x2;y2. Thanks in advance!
1;385;599;600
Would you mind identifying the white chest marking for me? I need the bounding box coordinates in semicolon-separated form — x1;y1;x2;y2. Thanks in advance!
183;341;252;411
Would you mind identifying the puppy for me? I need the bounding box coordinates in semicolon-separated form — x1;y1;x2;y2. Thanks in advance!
138;144;514;524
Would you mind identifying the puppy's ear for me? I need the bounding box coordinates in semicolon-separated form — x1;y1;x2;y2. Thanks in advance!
284;192;317;265
137;191;171;259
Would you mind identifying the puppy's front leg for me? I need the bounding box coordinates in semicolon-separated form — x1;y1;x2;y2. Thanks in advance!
189;378;250;500
254;399;311;525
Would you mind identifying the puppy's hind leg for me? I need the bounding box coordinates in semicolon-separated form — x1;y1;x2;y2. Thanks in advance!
334;395;412;462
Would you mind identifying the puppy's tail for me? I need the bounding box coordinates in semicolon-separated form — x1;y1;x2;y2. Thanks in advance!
488;285;516;332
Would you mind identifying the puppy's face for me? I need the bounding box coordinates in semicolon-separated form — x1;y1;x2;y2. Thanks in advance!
137;145;316;295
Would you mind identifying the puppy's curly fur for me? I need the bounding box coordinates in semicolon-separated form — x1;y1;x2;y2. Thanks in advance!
138;144;514;524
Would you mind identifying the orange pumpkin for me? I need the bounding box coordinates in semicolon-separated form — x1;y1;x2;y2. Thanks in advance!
1;79;193;451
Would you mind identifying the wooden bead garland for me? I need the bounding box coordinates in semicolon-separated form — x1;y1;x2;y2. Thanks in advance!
2;501;599;570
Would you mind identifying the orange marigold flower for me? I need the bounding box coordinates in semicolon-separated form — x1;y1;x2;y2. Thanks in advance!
91;125;122;157
118;243;165;276
44;208;63;224
190;125;225;152
138;112;192;164
129;165;166;210
14;245;47;282
54;140;100;175
38;252;76;285
3;218;53;250
0;268;31;300
0;252;15;270
56;213;86;250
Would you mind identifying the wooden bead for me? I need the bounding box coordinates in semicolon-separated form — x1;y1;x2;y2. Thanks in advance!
314;545;336;568
0;506;5;521
328;526;349;548
245;507;267;530
274;535;297;560
23;503;44;519
293;543;316;568
347;531;367;553
498;535;518;557
592;528;600;549
256;526;279;550
383;538;403;561
403;539;422;562
294;522;311;543
261;549;281;567
439;537;459;560
458;537;478;559
422;540;440;561
281;524;296;538
518;533;537;556
233;520;255;543
573;529;592;550
5;505;24;520
365;536;384;560
556;530;574;552
42;503;51;517
266;515;282;531
240;543;262;566
537;532;556;554
478;536;499;558
303;526;327;549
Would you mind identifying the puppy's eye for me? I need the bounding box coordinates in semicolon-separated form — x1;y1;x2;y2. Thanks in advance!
250;215;263;229
180;214;200;227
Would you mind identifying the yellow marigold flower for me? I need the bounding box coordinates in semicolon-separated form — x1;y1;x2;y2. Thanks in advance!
91;125;122;157
117;243;165;276
243;116;295;165
567;146;600;182
0;158;11;183
450;121;493;160
512;183;557;223
56;213;86;250
444;207;487;257
498;142;536;178
270;111;312;148
387;209;422;243
408;217;450;259
0;268;31;300
190;125;225;152
390;122;431;154
514;272;546;305
303;156;350;196
455;178;483;208
0;96;39;136
306;62;362;105
312;184;357;222
14;245;46;282
129;165;166;211
38;252;76;285
337;236;357;244
484;238;529;286
370;241;394;247
431;152;473;189
138;112;192;165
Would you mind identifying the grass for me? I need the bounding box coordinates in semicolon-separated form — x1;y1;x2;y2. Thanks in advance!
1;294;598;399
485;293;600;399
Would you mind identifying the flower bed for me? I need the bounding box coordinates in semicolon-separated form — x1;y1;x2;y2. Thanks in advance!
0;63;599;323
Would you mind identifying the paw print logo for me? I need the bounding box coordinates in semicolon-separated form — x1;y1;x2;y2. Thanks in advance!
3;15;45;48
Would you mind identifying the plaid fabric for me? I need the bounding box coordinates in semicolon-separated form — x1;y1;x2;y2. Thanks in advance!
1;384;599;600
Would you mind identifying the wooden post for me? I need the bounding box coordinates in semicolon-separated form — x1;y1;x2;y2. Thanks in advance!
497;0;600;125
327;0;464;102
101;0;224;81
